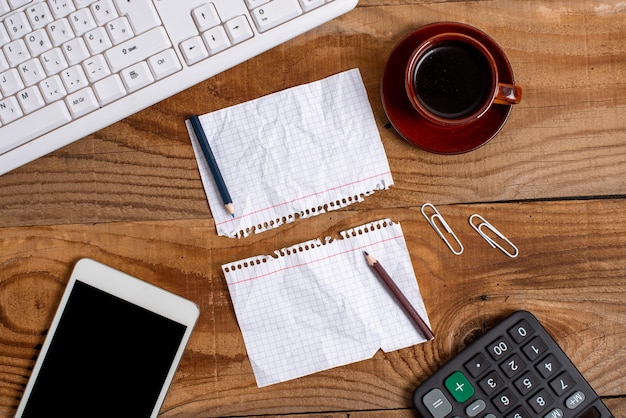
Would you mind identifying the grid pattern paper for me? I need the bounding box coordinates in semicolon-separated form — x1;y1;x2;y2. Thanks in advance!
222;219;431;387
187;69;393;238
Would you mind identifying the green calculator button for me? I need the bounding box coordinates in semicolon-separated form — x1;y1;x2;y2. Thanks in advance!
445;371;475;403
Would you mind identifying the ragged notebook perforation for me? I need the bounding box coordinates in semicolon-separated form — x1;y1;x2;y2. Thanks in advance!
187;69;394;238
222;219;431;387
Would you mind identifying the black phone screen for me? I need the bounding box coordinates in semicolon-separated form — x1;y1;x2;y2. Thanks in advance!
21;280;187;417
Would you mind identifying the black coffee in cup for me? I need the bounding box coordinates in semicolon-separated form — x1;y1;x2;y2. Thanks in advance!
411;40;492;120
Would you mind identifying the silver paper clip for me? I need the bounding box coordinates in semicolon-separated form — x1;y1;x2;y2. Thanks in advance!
469;214;519;258
421;203;464;255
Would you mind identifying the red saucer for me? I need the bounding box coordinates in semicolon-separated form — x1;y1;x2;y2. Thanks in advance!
381;22;516;154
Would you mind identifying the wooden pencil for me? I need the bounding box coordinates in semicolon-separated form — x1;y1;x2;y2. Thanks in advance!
189;115;235;217
364;251;434;340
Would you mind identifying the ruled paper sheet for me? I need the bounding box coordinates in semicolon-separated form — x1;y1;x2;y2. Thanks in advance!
187;69;393;238
222;219;431;387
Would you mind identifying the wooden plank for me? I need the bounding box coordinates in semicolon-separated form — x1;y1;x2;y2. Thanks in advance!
1;199;624;415
0;0;624;227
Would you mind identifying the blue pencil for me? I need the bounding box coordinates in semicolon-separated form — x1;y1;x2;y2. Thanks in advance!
189;115;235;218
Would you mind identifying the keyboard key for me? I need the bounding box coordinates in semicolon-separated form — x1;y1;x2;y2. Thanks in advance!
69;8;97;36
84;27;112;54
65;86;98;117
61;65;88;93
5;12;32;40
26;2;54;29
192;3;220;32
250;0;302;32
49;0;76;19
225;15;253;44
202;26;230;54
113;0;160;34
4;39;31;66
17;85;45;113
0;22;9;45
9;0;33;8
0;100;71;154
300;0;326;12
120;61;153;92
180;36;208;65
17;57;45;86
62;37;89;65
0;95;22;124
40;47;68;74
93;73;125;105
148;49;181;80
24;28;53;56
0;0;10;17
47;18;74;46
83;54;110;81
106;16;133;44
106;26;170;72
0;67;24;95
245;0;270;7
39;75;67;103
91;0;117;25
0;51;8;72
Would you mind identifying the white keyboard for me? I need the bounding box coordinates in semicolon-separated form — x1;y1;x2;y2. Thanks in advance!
0;0;358;175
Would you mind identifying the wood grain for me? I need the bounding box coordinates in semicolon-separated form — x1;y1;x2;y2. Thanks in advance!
1;200;625;416
1;0;625;227
1;0;625;416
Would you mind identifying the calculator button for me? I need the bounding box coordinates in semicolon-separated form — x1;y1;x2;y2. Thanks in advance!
464;352;490;377
486;335;513;360
492;388;517;413
506;405;531;418
565;390;586;410
444;371;475;403
522;336;548;361
514;371;540;395
536;354;562;379
528;388;554;413
479;370;504;396
550;371;575;396
465;399;486;417
508;318;534;343
543;408;564;418
500;353;526;378
422;388;453;418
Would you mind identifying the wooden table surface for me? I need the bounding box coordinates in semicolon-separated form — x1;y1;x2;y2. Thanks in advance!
1;0;625;416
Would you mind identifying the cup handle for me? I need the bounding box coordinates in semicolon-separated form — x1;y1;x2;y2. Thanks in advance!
494;83;522;105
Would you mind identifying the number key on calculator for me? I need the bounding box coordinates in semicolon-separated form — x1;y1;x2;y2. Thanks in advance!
413;310;613;418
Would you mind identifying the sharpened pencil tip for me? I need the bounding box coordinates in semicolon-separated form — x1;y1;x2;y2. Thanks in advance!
363;251;369;256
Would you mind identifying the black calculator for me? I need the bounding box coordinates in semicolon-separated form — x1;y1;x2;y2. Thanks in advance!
413;310;613;418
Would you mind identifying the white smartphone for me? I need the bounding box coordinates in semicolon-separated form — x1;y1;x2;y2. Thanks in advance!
15;258;200;417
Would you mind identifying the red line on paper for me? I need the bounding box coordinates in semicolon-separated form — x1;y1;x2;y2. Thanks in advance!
216;172;392;226
226;234;403;286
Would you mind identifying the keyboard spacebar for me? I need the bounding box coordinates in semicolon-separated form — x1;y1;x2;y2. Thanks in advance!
0;102;72;155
